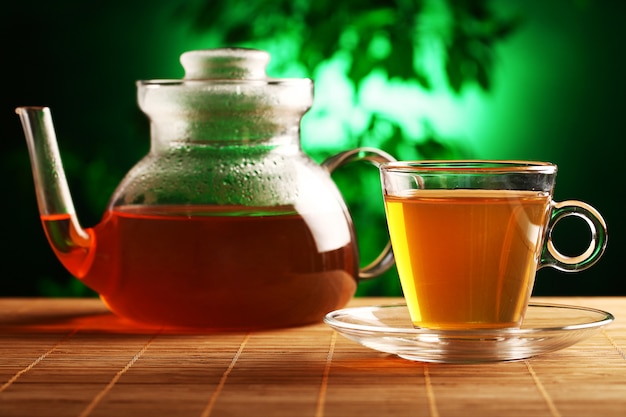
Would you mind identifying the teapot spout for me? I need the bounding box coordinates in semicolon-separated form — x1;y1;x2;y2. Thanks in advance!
16;107;96;281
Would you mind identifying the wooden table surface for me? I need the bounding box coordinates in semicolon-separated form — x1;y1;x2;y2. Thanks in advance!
0;296;624;417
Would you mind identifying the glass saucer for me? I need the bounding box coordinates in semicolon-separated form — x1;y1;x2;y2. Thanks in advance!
324;303;614;363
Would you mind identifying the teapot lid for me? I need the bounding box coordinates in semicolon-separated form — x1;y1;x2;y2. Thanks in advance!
136;48;313;142
180;48;270;80
138;46;311;89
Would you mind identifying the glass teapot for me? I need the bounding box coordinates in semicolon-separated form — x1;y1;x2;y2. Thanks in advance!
16;48;395;330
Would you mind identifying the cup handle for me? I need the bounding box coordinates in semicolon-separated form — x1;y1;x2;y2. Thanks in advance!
540;200;608;271
322;147;397;280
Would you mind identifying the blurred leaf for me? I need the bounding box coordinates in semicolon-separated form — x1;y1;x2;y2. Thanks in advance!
444;0;521;92
385;36;417;81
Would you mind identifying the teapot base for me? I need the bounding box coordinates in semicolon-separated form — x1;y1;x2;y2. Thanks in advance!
99;270;356;330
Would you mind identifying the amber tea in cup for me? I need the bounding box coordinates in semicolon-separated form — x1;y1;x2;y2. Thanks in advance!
380;161;607;330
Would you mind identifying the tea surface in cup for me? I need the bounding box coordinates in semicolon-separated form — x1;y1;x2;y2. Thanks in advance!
384;189;551;330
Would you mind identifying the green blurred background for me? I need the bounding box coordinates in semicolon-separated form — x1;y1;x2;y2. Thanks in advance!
2;0;623;298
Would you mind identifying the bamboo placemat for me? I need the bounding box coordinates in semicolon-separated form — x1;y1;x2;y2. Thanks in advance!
0;297;624;417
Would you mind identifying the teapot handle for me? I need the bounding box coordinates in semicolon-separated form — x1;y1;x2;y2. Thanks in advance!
322;147;397;280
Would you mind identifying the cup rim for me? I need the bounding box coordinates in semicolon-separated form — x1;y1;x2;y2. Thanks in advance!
380;160;557;173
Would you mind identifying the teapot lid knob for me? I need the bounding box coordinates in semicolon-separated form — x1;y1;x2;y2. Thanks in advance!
180;48;270;80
